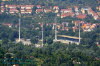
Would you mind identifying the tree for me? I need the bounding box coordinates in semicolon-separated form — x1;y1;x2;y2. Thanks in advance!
0;47;5;58
46;37;53;44
31;37;38;44
2;38;9;44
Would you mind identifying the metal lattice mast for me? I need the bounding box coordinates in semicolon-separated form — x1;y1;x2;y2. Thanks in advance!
55;16;57;41
79;22;81;44
0;1;1;13
42;22;43;46
41;6;45;47
18;13;21;42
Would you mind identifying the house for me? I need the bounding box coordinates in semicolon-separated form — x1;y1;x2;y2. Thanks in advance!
93;14;99;20
61;27;69;31
61;13;69;18
64;27;69;31
87;8;99;20
81;8;89;14
2;23;13;28
81;8;86;14
20;5;34;9
26;9;32;14
35;9;43;13
9;8;19;14
61;8;72;13
5;5;34;14
75;11;80;15
57;25;61;29
0;3;5;13
61;22;69;31
6;5;17;8
1;8;5;13
61;12;74;18
25;5;34;9
81;23;97;32
20;8;25;14
21;9;32;14
97;17;100;20
87;8;97;17
52;6;59;13
1;2;5;8
53;6;59;10
72;21;81;26
74;6;79;12
13;64;19;66
54;9;59;13
44;9;52;13
91;12;99;20
36;5;42;8
2;0;10;1
96;6;100;11
62;22;69;27
76;14;87;19
97;12;100;16
72;26;78;32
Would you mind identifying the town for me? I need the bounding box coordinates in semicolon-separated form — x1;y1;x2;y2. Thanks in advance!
0;2;100;46
0;2;100;32
0;0;100;66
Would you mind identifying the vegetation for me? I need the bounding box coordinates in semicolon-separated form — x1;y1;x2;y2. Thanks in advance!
0;24;100;65
0;0;100;65
0;41;100;65
4;0;99;7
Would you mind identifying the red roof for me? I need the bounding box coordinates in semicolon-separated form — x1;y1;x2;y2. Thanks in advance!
36;9;43;12
74;6;79;9
9;8;18;11
44;9;52;12
20;5;34;8
53;6;59;9
54;6;59;7
61;12;74;17
7;5;17;8
26;9;32;12
2;23;13;26
72;26;78;29
76;14;87;19
26;5;34;7
61;9;72;12
61;13;69;17
36;5;41;8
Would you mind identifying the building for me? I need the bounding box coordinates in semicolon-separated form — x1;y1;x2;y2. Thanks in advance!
35;9;43;13
16;38;32;45
61;8;72;13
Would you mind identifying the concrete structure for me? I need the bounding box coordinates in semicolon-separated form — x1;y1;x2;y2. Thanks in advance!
16;38;31;45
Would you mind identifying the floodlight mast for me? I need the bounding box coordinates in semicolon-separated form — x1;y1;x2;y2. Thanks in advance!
18;12;21;42
79;21;81;44
42;22;43;47
55;17;57;41
41;6;45;47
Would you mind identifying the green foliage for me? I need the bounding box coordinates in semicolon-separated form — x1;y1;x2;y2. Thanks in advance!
81;28;100;47
0;1;100;65
31;37;38;44
4;0;98;7
0;48;5;58
46;37;53;44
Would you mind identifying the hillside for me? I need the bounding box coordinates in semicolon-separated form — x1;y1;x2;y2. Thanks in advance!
4;0;98;7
